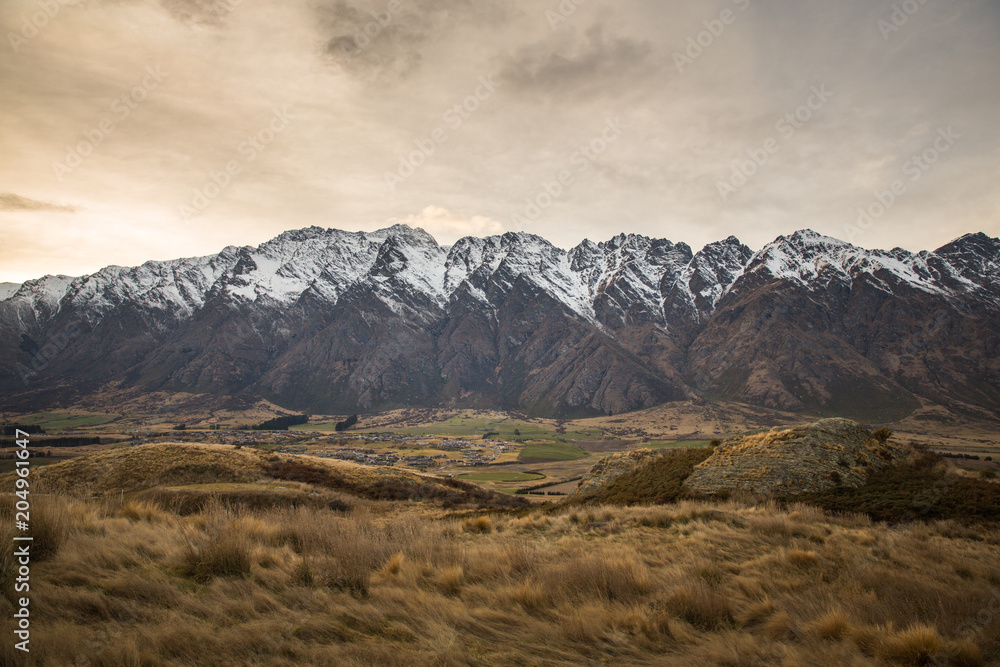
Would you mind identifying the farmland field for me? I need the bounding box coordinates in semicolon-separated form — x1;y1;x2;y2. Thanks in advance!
302;414;604;441
11;411;119;431
456;471;545;483
518;441;590;462
645;439;713;449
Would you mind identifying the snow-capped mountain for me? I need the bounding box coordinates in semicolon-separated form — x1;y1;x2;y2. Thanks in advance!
2;227;998;420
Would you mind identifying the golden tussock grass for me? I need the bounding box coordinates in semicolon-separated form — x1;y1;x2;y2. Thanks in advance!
0;491;998;665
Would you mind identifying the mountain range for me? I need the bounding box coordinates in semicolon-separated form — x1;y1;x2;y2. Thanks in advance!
2;226;998;421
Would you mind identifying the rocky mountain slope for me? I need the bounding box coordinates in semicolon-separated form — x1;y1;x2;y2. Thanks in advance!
2;227;998;420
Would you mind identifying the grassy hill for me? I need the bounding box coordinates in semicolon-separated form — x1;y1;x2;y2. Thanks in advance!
1;437;998;665
3;443;527;511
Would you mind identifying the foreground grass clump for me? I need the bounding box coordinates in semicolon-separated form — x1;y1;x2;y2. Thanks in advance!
1;486;998;666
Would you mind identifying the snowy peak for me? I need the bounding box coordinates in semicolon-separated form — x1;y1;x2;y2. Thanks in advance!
566;234;696;327
3;226;998;338
369;223;441;248
0;283;20;301
666;236;753;322
727;228;1000;309
367;233;448;311
2;274;77;327
746;229;855;285
931;233;1000;298
936;232;999;257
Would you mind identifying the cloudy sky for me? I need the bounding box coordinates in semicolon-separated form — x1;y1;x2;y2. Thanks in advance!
1;0;998;283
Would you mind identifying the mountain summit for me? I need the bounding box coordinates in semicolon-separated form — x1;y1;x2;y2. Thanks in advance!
2;227;998;420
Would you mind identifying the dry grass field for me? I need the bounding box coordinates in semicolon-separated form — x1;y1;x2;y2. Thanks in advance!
1;443;999;666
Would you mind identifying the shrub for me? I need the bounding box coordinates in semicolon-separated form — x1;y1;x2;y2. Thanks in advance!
292;559;315;587
786;549;818;566
462;516;493;533
872;428;893;443
30;494;73;562
436;566;464;596
508;580;547;611
879;624;943;665
121;501;161;522
556;553;653;603
664;582;733;630
183;511;253;582
806;610;852;640
572;448;713;506
794;456;1000;524
382;553;405;576
322;559;371;596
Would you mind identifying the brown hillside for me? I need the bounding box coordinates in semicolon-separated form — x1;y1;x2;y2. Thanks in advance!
4;442;527;509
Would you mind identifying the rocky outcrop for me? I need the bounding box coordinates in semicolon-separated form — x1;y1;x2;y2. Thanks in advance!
683;418;910;496
573;449;661;496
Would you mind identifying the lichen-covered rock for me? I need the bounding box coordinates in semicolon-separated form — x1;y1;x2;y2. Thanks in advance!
683;418;909;496
573;449;661;496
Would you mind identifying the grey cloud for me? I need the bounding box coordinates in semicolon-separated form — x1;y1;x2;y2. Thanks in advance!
157;0;239;26
317;0;518;80
0;194;76;214
498;25;656;100
0;0;998;283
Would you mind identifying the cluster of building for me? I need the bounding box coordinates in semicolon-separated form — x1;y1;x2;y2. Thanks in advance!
216;430;301;446
400;454;448;468
321;448;400;466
